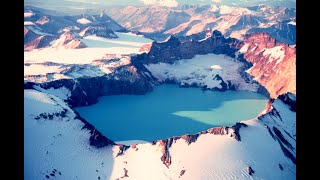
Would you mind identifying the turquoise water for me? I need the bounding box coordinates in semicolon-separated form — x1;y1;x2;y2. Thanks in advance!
75;84;268;142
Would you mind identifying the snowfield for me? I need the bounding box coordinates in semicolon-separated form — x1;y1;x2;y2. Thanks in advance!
24;56;131;82
77;18;92;24
24;21;35;26
263;46;285;65
24;89;115;180
25;47;139;64
145;54;259;91
25;89;296;180
24;32;152;83
24;12;34;18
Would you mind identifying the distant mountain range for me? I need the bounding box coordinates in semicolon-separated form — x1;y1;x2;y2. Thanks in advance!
106;4;296;44
24;6;127;50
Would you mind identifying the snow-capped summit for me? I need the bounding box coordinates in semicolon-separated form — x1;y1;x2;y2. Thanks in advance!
52;30;87;49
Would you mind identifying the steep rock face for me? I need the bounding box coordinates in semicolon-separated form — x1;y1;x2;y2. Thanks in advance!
240;32;296;98
52;31;87;49
24;26;39;44
24;26;56;50
131;30;241;64
24;34;55;51
34;65;154;107
258;93;296;164
79;24;118;39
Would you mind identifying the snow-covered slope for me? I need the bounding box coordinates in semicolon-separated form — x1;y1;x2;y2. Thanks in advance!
51;30;87;49
25;89;296;179
145;54;259;91
24;89;116;180
24;31;153;83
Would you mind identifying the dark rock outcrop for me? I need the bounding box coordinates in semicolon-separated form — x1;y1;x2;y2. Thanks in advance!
73;110;116;148
131;30;241;65
116;144;130;157
247;166;255;175
277;93;296;111
37;65;154;107
89;129;116;148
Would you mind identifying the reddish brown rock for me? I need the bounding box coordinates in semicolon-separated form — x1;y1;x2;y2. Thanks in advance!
52;31;87;49
242;32;296;98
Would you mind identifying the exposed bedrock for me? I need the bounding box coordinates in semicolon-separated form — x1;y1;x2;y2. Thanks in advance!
131;30;242;65
241;32;296;98
25;65;155;107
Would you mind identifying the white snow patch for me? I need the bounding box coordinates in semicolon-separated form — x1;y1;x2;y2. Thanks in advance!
198;36;211;42
239;43;249;53
24;64;63;76
81;35;149;48
219;5;254;15
77;18;92;24
263;46;285;65
24;21;35;26
34;86;71;100
288;21;296;26
210;65;222;69
24;12;34;18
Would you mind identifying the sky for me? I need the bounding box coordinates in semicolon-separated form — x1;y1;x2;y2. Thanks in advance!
25;0;296;13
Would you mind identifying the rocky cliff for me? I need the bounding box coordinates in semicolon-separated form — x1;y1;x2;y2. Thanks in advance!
240;32;296;98
24;26;55;50
131;30;241;65
29;64;155;107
